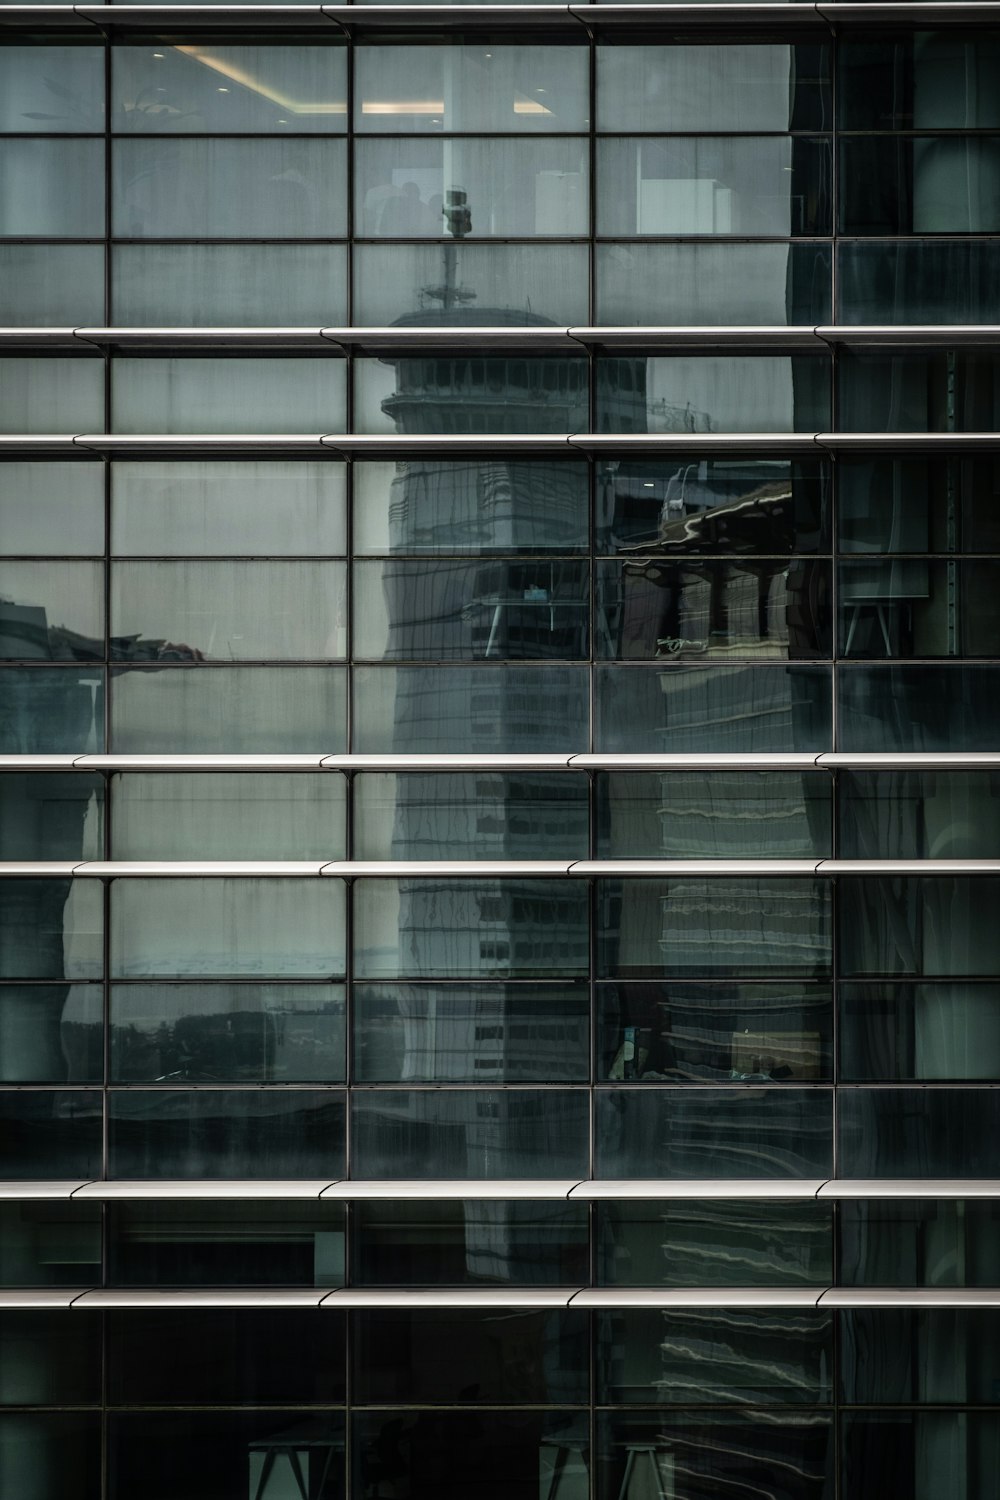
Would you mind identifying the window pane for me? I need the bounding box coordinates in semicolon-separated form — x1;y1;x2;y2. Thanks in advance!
0;880;103;980
598;137;830;236
353;982;589;1082
352;666;588;753
353;1412;585;1500
355;355;587;435
839;1089;1000;1177
840;983;1000;1083
355;559;589;661
0;462;104;556
597;355;830;434
597;981;833;1082
0;985;102;1083
837;457;1000;554
352;1199;588;1285
596;1199;832;1285
839;1199;1000;1285
842;1411;1000;1500
838;665;1000;752
355;44;588;133
111;878;346;977
596;458;830;555
112;773;345;859
110;666;347;753
111;561;347;662
113;138;347;236
350;1089;589;1178
839;878;1000;977
0;245;104;326
596;559;832;661
110;983;346;1083
839;34;1000;130
594;1087;833;1177
0;1312;101;1400
597;44;830;132
595;665;832;753
112;244;347;326
108;1202;345;1288
0;1414;100;1500
839;240;1000;324
353;242;588;326
0;1092;102;1178
353;772;588;859
356;138;587;237
597;242;832;325
0;562;103;661
838;772;1000;859
596;1413;831;1500
111;357;345;434
354;878;589;979
112;459;346;556
838;351;1000;432
0;773;103;859
0;1201;100;1288
839;560;1000;658
0;359;104;434
840;138;1000;234
596;772;831;858
0;669;104;754
598;879;832;978
113;43;346;133
108;1089;346;1178
0;139;103;234
353;460;588;555
0;46;104;132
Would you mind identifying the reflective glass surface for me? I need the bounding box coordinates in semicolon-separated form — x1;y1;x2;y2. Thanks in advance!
355;356;588;435
109;666;347;753
108;1202;345;1286
841;1411;1000;1500
0;669;105;753
353;772;588;859
110;772;345;859
840;983;1000;1082
0;462;104;556
839;1088;1000;1176
0;985;102;1083
353;243;589;326
596;771;831;858
0;45;104;131
0;1312;101;1402
0;1202;101;1288
351;1199;588;1285
839;560;1000;658
839;877;1000;976
838;772;1000;859
0;773;104;858
596;242;833;326
596;1199;833;1285
0;139;103;235
0;562;103;661
110;357;346;435
351;666;589;753
0;879;103;980
0;245;104;326
597;44;831;132
0;1091;102;1178
838;351;1000;432
597;355;831;435
839;1199;1000;1285
113;44;347;132
111;244;348;326
838;666;1000;752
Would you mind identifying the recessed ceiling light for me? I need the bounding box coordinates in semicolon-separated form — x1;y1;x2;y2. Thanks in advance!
642;482;655;488
152;52;164;58
218;86;230;93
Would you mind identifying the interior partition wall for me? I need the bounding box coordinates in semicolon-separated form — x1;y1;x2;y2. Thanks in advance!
2;11;1000;1500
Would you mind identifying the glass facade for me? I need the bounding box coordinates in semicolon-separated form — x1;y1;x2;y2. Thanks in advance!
2;12;1000;1500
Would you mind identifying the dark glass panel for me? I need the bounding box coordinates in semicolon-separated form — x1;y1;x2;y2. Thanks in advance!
841;1412;1000;1500
355;879;589;980
596;559;831;661
354;772;588;860
839;561;1000;657
838;35;1000;130
0;774;103;859
597;1308;832;1403
596;242;832;327
107;1089;346;1178
837;457;1000;554
839;1088;1000;1177
840;140;1000;235
0;1201;101;1288
110;984;346;1083
0;985;102;1083
594;1087;833;1178
598;879;832;978
840;983;1000;1082
0;1312;101;1403
108;1200;345;1287
355;355;588;435
352;1309;588;1404
838;877;1000;977
839;1200;1000;1286
839;772;1000;859
596;1412;832;1500
0;1091;101;1178
109;1412;345;1500
838;665;1000;752
596;355;830;435
351;1199;588;1286
841;1310;1000;1403
353;1410;587;1500
596;457;829;556
350;1089;588;1179
597;982;832;1082
838;351;1000;432
597;772;831;859
107;1309;346;1403
596;1199;832;1286
0;564;102;662
0;669;103;754
0;880;102;981
354;983;589;1083
595;665;832;753
0;1414;101;1500
354;459;588;555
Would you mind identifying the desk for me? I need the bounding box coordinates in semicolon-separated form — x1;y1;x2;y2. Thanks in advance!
248;1421;342;1500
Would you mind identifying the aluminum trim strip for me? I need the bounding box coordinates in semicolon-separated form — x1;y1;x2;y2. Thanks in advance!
320;1179;581;1200
70;1180;340;1200
0;1290;93;1309
570;1287;824;1308
73;1288;337;1308
321;1287;579;1307
569;1179;828;1200
8;753;1000;772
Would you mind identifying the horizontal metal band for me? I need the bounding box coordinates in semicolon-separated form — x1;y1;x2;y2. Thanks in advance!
4;326;1000;352
2;753;1000;774
3;858;1000;876
3;432;1000;456
3;1178;1000;1201
2;1285;1000;1310
0;3;996;32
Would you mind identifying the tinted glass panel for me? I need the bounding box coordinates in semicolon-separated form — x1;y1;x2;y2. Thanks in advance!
0;879;102;980
838;665;1000;752
0;1091;102;1178
841;1411;1000;1500
841;1309;1000;1403
0;1414;101;1500
0;1202;101;1288
839;1199;1000;1286
0;46;104;131
0;139;103;235
596;1199;832;1286
0;1312;101;1402
837;457;1000;554
110;666;347;753
0;563;103;661
597;242;832;326
839;877;1000;977
355;356;588;436
108;1201;345;1287
111;772;345;859
355;44;588;132
838;772;1000;859
0;462;104;556
0;245;104;326
597;44;830;132
352;666;588;753
353;773;588;859
838;351;1000;432
113;44;347;132
0;359;103;434
111;243;348;326
839;560;1000;658
839;1088;1000;1176
0;773;103;859
0;985;102;1083
597;772;831;858
597;355;830;435
353;242;588;326
351;1199;588;1285
839;35;1000;130
840;140;1000;234
840;983;1000;1082
111;357;345;435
